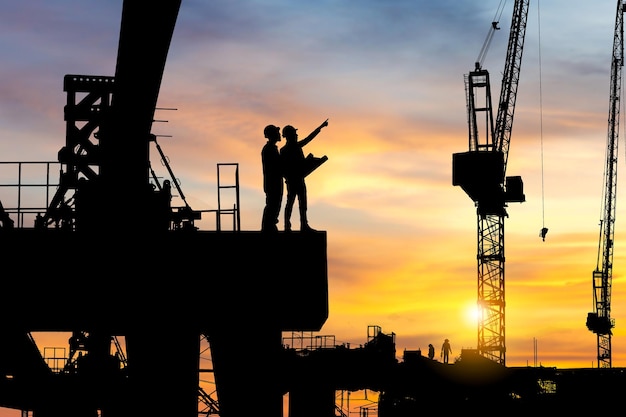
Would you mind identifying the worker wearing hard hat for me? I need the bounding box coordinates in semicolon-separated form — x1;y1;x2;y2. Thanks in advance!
441;339;452;364
261;124;283;233
280;119;329;232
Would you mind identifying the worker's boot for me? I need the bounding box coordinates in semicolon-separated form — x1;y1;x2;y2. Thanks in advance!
300;210;316;232
284;204;293;232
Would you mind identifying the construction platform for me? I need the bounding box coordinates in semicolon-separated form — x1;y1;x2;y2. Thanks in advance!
0;228;328;417
0;229;328;332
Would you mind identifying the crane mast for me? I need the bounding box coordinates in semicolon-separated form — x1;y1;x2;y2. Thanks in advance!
452;0;529;365
586;0;625;369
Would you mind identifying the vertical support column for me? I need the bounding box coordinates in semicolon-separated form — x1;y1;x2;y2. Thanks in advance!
289;386;335;417
125;328;199;417
209;327;284;417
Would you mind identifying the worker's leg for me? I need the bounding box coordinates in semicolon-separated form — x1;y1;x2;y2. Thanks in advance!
299;182;314;231
284;183;295;231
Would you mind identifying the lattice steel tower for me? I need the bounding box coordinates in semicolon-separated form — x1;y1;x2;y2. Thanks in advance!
452;0;529;365
586;0;625;369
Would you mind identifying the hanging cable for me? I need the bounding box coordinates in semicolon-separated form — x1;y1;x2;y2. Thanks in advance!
537;0;548;241
476;0;507;68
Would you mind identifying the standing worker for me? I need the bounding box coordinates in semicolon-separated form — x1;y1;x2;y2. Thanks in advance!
428;344;435;360
441;339;452;364
280;118;329;232
261;124;283;233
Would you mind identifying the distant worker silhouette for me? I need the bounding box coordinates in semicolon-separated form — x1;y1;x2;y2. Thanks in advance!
428;343;435;360
280;119;329;232
160;179;173;230
0;200;14;229
441;339;452;364
261;124;283;233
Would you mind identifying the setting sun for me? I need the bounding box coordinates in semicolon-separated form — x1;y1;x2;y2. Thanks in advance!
463;302;480;327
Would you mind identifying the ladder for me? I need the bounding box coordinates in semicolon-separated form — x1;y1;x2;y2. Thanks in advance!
216;163;240;231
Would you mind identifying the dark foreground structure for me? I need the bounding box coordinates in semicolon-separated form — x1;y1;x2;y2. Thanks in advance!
1;1;626;417
0;229;328;417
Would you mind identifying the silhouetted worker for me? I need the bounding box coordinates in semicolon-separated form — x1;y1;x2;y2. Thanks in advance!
160;179;173;230
441;339;452;364
428;343;435;360
261;124;283;233
0;200;14;230
280;119;329;232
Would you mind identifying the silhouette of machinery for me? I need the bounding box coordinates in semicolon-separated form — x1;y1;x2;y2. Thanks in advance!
0;1;328;417
586;0;624;369
452;0;528;365
5;2;626;417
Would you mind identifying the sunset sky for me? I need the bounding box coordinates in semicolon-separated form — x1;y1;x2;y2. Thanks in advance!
2;0;626;397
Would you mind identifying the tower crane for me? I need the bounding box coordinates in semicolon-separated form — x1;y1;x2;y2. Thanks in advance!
586;0;625;369
452;0;529;365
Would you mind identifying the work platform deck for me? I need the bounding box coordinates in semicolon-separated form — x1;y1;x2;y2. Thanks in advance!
0;228;329;417
0;229;329;332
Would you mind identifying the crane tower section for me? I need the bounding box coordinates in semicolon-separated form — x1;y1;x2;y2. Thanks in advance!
586;0;625;369
452;0;529;365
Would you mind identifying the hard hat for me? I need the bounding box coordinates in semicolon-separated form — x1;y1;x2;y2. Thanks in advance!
282;125;298;137
264;124;280;138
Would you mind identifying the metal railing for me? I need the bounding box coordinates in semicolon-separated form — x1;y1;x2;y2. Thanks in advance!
0;161;61;228
0;161;240;232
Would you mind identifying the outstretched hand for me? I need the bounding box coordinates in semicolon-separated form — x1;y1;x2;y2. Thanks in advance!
320;118;329;129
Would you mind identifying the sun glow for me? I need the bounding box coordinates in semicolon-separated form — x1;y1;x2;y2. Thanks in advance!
464;302;480;327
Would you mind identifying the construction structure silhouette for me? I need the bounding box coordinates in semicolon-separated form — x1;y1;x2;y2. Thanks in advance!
0;1;328;416
452;0;529;366
586;0;624;369
2;1;626;417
